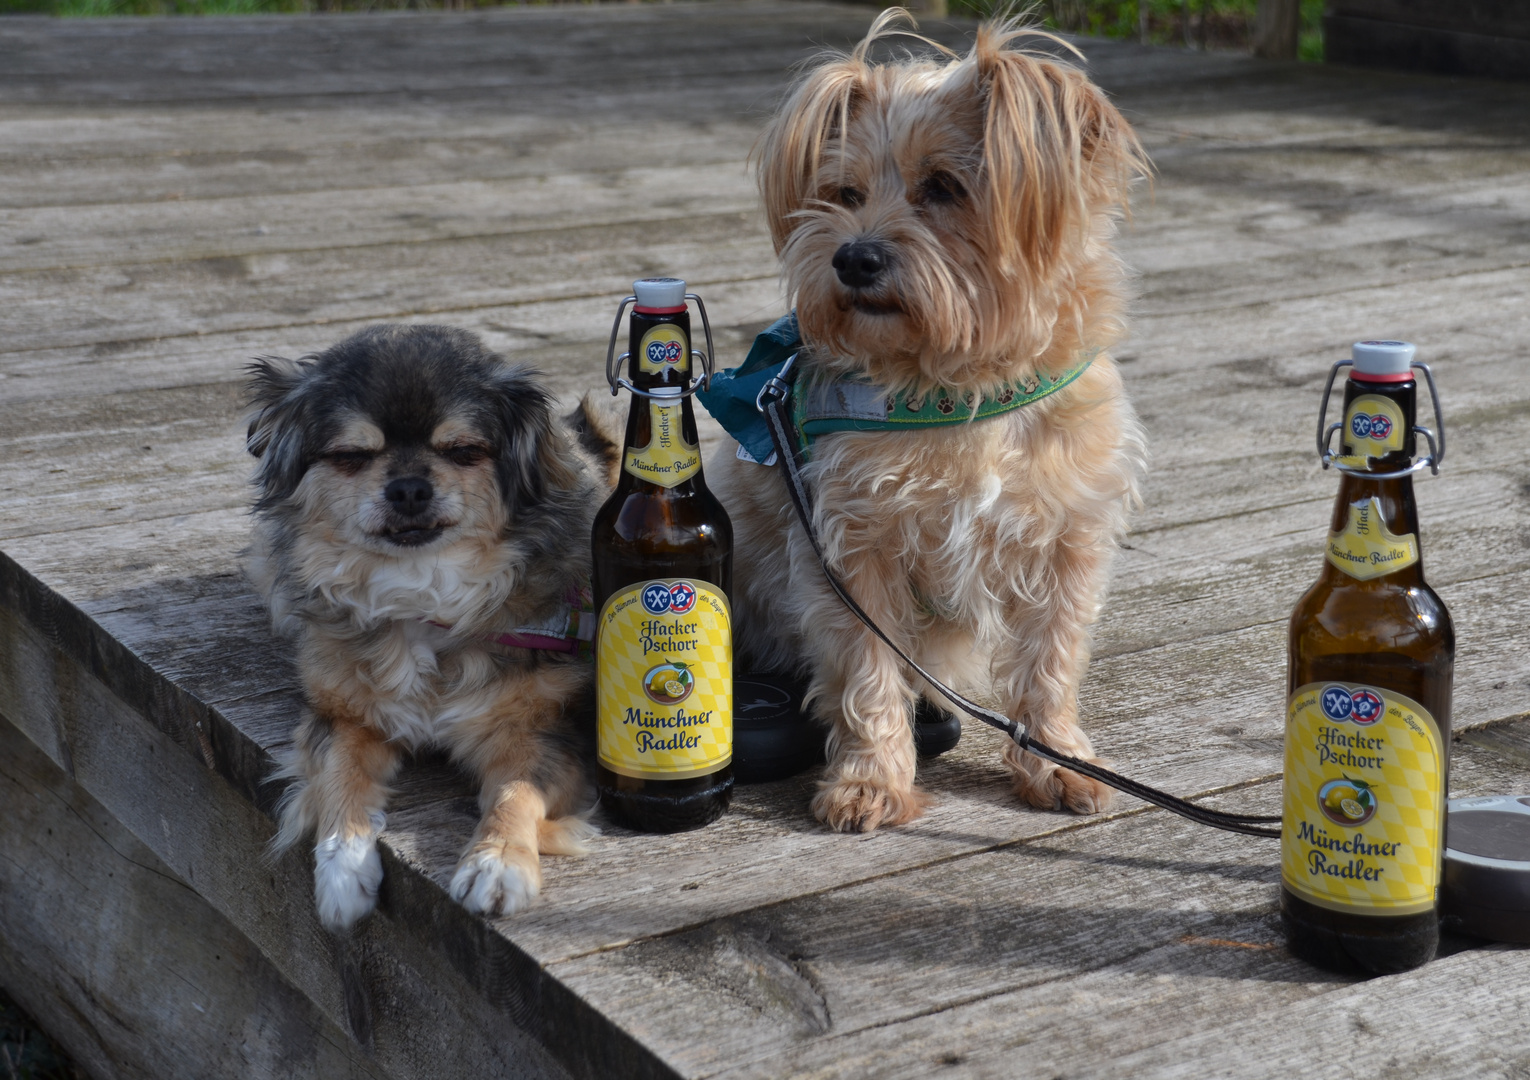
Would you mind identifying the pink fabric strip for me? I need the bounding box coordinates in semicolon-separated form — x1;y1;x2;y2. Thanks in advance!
485;630;579;654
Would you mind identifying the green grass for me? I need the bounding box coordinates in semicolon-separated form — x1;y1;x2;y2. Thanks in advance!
0;0;1325;55
955;0;1326;58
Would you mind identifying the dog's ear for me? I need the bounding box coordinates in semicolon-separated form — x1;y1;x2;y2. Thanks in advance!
757;56;865;252
245;355;318;511
966;24;1149;277
485;366;583;514
758;7;932;252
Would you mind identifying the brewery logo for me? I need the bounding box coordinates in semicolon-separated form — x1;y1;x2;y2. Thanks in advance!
641;581;698;615
1349;689;1383;725
1321;685;1354;722
1319;685;1384;725
646;339;685;366
1350;413;1393;440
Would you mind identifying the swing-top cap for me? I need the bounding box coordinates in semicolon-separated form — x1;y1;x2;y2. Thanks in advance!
633;277;687;310
1351;340;1416;380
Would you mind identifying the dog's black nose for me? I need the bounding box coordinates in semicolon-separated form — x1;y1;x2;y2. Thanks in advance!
833;241;888;289
384;476;434;517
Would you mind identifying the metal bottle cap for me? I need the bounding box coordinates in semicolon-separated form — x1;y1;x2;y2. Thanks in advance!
1351;340;1416;378
633;277;687;309
1441;795;1530;943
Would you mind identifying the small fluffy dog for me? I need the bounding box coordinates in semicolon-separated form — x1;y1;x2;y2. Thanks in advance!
710;13;1150;831
245;324;615;931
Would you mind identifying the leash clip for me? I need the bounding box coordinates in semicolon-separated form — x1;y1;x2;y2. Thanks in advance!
755;352;799;413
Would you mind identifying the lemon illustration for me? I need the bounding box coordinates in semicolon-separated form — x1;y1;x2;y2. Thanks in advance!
643;662;693;705
1318;776;1377;826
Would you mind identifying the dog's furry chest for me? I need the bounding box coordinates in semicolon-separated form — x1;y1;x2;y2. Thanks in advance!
321;618;518;748
808;424;1087;626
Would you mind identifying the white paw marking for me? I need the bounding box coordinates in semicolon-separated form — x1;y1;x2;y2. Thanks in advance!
449;850;538;917
313;811;385;932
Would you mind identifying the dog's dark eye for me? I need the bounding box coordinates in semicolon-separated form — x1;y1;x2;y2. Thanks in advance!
919;172;965;205
837;186;865;208
322;449;375;475
443;445;490;467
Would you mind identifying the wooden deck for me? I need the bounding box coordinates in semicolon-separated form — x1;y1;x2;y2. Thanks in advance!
2;5;1529;1078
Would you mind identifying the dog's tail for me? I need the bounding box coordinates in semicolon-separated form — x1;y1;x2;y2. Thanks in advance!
538;813;599;856
565;391;626;491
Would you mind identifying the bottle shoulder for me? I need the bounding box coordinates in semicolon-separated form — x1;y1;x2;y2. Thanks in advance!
1290;571;1455;658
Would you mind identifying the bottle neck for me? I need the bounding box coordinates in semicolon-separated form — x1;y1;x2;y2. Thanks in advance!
1325;374;1424;586
628;308;692;391
617;309;707;496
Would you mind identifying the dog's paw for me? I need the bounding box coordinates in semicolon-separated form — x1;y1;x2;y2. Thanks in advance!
1014;763;1114;815
449;846;541;917
812;778;930;833
313;812;385;932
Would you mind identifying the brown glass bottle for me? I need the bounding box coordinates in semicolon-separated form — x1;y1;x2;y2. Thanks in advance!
592;278;734;833
1282;340;1454;974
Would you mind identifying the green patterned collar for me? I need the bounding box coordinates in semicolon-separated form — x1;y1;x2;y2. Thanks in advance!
794;354;1097;447
693;313;1098;466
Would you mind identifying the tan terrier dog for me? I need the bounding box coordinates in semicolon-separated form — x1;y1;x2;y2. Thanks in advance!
709;12;1150;831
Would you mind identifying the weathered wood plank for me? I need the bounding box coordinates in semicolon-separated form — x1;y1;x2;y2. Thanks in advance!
0;580;669;1080
0;717;388;1080
0;165;760;275
0;117;762;210
544;732;1530;1079
0;211;778;356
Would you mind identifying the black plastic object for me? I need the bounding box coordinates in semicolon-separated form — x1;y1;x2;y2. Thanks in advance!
914;699;962;759
1441;795;1530;944
733;674;823;784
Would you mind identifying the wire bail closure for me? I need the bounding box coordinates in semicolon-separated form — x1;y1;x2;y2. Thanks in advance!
1317;360;1445;479
604;292;717;399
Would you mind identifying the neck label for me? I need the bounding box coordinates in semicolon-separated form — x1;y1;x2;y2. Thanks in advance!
1335;393;1406;467
1326;497;1419;580
639;324;688;374
624;398;701;487
1282;682;1443;915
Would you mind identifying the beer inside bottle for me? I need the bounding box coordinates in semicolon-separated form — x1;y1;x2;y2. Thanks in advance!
592;277;734;832
1282;339;1454;974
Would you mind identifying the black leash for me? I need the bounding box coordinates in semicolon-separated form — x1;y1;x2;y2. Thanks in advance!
755;362;1281;839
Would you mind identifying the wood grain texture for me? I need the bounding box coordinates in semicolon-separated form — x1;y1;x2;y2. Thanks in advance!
1;5;1528;1078
0;718;386;1080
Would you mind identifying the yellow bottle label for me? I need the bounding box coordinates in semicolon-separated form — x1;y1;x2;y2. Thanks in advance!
623;397;700;488
1334;393;1406;467
597;579;731;780
639;324;688;374
1325;496;1419;581
1281;682;1443;915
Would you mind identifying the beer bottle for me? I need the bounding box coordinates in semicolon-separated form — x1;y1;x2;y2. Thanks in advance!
1281;340;1454;974
592;277;734;832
